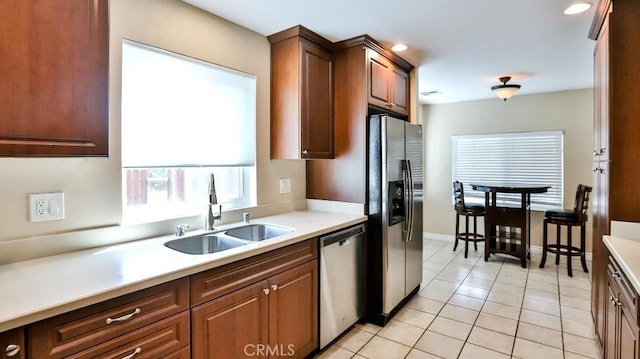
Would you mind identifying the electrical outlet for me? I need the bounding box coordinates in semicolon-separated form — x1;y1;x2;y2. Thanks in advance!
29;192;65;222
279;178;291;194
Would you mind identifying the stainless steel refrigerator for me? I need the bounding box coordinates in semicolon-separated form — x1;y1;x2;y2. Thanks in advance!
367;114;423;326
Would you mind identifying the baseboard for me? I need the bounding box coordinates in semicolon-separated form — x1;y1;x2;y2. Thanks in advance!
422;232;592;261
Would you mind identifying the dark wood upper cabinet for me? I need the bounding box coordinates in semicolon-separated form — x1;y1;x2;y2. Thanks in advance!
590;0;640;354
269;26;334;159
306;35;413;204
367;51;410;116
0;0;109;156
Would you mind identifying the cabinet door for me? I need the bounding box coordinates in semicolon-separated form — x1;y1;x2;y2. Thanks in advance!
192;280;269;359
0;328;24;359
300;40;334;159
606;280;618;359
391;67;410;116
619;302;639;359
593;161;610;345
367;51;410;116
0;0;109;156
593;13;610;161
268;260;318;358
368;54;392;108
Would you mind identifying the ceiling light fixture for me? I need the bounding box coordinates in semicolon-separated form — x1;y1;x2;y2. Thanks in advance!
391;43;407;52
491;76;521;101
564;1;592;15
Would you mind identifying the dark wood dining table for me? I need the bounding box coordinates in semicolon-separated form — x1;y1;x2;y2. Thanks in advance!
470;183;550;268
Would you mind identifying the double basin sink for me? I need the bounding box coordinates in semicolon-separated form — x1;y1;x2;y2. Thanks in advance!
164;224;294;255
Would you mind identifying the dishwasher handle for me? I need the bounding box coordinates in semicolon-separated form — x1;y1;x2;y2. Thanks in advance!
320;224;365;247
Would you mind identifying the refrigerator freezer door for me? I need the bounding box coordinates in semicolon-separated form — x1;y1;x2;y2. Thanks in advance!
381;116;408;315
405;122;424;293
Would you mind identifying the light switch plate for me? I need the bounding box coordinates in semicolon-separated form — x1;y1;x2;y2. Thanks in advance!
279;178;291;194
29;192;65;222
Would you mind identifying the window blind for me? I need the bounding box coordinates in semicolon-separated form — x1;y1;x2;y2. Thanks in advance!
452;131;563;209
121;39;256;168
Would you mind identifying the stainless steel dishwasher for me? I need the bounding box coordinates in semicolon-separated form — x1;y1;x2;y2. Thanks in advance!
319;223;365;349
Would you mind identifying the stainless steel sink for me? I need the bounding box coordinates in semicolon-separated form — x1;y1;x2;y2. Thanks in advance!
164;234;247;255
224;224;293;241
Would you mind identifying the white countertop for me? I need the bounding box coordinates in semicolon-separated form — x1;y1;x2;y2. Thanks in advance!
603;235;640;295
0;210;366;332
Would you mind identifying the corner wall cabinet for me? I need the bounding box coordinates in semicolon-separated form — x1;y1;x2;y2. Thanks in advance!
0;0;109;156
0;327;25;359
269;26;334;159
306;35;414;204
589;0;640;354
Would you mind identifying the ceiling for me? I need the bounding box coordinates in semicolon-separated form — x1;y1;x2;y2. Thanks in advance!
182;0;597;105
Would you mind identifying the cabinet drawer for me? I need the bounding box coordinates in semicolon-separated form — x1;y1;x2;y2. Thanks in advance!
608;256;638;322
161;346;190;359
66;312;189;359
191;239;317;306
0;327;25;359
28;278;189;358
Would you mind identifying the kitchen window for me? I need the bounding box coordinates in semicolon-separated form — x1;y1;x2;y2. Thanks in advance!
121;39;256;222
452;131;563;210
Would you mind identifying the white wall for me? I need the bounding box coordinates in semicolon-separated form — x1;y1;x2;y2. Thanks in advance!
0;0;305;254
422;89;594;251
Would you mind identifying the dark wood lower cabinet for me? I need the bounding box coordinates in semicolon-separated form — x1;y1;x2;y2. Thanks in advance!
192;280;269;358
606;258;640;359
191;260;318;359
4;237;323;359
268;260;318;358
0;327;25;359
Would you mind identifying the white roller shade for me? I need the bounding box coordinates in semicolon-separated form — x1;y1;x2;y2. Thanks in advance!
121;40;256;168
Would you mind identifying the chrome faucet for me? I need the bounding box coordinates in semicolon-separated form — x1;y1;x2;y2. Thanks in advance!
176;224;189;237
206;173;222;230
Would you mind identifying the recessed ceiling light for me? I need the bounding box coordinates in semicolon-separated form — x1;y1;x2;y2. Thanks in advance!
564;1;592;15
391;43;408;52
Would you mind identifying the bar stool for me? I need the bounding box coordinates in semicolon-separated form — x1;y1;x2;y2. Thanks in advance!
453;181;485;258
540;184;592;277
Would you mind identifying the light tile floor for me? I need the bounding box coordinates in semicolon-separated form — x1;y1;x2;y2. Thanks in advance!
316;238;602;359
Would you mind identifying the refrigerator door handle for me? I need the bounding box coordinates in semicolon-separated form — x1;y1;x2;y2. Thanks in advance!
407;160;414;242
402;159;414;242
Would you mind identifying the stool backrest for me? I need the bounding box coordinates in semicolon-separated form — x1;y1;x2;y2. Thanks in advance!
573;184;593;220
453;181;465;210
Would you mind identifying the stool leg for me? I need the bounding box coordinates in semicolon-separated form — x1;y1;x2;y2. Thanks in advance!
580;223;589;273
555;224;561;265
454;214;460;252
473;215;478;251
464;215;470;258
540;219;548;268
567;225;573;277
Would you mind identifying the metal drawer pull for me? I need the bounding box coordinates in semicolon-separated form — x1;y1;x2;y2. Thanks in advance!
610;295;622;307
270;284;278;291
5;344;20;357
613;272;622;280
263;288;270;295
122;347;141;359
106;308;141;324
